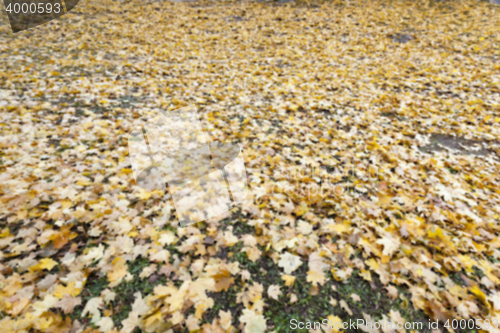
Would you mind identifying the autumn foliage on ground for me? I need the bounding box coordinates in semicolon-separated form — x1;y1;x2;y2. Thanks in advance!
0;0;500;332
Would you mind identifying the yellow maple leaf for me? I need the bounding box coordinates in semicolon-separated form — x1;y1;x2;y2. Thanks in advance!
246;246;262;262
54;282;82;299
359;269;372;281
107;257;128;284
470;285;490;309
0;228;10;238
281;274;296;287
30;258;58;272
143;310;163;331
239;309;266;333
325;315;343;332
333;223;349;234
307;270;326;286
365;258;379;271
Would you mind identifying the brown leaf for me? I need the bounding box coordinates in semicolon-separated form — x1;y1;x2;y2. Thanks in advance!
55;295;82;314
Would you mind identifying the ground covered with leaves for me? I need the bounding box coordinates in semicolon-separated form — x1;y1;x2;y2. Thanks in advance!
1;0;500;332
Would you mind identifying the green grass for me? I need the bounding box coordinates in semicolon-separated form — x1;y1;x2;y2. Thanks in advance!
69;257;169;331
68;212;472;333
202;236;423;333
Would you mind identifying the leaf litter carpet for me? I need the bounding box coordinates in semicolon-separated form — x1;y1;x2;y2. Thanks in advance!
0;0;500;332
